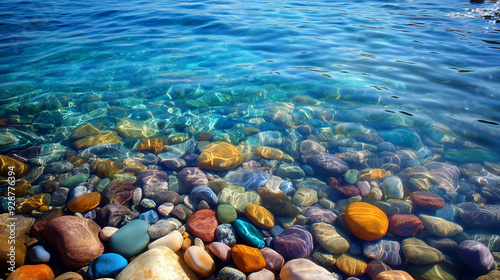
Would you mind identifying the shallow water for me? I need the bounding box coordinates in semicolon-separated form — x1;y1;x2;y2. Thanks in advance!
1;0;500;279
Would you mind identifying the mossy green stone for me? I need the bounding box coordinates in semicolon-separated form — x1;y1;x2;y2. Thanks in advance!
233;219;264;248
217;204;237;223
110;219;150;258
60;173;90;189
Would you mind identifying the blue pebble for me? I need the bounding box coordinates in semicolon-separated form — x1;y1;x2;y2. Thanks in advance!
190;185;218;207
269;225;284;237
307;119;324;127
301;165;315;177
139;210;159;224
84;209;97;220
265;237;273;247
279;180;295;196
29;245;51;263
68;185;88;201
88;253;128;279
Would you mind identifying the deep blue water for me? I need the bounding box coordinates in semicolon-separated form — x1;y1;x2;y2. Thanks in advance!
1;0;500;153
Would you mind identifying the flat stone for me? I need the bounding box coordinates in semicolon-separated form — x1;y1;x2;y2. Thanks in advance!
248;269;275;280
304;206;337;224
109;219;150;258
197;141;244;171
137;169;170;203
380;176;404;199
42;216;103;268
233;219;264;248
388;214;424;236
371;199;413;216
190;185;218;207
305;152;348;176
458;202;500;227
407;263;456;280
115;118;157;139
257;184;301;216
215;223;237;247
16;193;51;213
410;191;445;210
101;179;135;205
217;204;238;223
456;240;495;273
6;264;55;280
418;214;463;238
310;222;350;254
363;239;401;266
88;253;128;279
99;226;119;242
280;258;337;280
187;209;218;242
115;246;198;280
96;204;130;227
260;247;284;271
0;154;30;177
402;237;445;265
273;225;314;259
292;188;318;207
67;192;101;213
375;270;414;280
276;164;305;180
336;252;367;277
178;167;208;189
217;267;246;280
148;218;181;239
224;167;271;191
423;236;457;253
208;242;232;262
218;185;261;213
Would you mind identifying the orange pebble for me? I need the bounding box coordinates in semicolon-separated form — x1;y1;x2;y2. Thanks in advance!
345;202;389;241
6;264;55;280
231;244;266;273
182;238;192;251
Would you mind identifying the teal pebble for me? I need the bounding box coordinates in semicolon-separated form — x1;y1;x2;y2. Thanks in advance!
88;253;128;279
343;169;360;184
233;219;265;249
380;176;404;199
110;219;150;258
59;173;89;189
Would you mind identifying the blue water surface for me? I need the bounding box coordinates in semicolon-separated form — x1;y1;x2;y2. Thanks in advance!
0;0;499;151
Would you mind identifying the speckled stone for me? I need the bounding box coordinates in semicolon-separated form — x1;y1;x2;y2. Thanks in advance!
148;218;181;240
216;223;238;247
410;191;445;210
217;267;246;280
273;225;314;259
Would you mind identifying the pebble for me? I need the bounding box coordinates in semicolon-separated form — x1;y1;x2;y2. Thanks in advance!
345;202;389;241
115;246;198;280
456;240;495;273
140;198;156;208
196;141;244;171
148;218;181;239
148;230;184;251
209;242;232;262
248;268;275;280
374;270;414;280
388;214;424;236
410;190;445;210
231;244;266;273
304;206;337;224
190;185;218;207
184;245;215;278
216;223;238;247
217;204;238;223
138;209;159;224
88;253;128;279
158;202;175;217
380;176;404;199
187;209;218;242
310;222;350;254
99;226;119;242
178;167;208;189
402;237;445;265
219;185;261;213
418;214;463;238
280;258;337;280
217;267;247;280
53;272;84;280
292;187;318;207
109;219;150;258
233;219;265;248
363;239;401;266
28;245;51;263
336;252;368;277
273;225;314;259
96;204;130;227
244;204;275;229
260;247;285;270
6;264;55;280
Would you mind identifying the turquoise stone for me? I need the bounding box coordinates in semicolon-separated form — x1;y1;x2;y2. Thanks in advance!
110;219;150;258
445;149;499;163
344;169;360;184
88;253;128;279
60;173;90;189
233;219;265;248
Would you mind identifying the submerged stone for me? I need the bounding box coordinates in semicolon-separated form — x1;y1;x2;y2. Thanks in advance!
233;219;265;248
345;202;389;241
197;141;244;171
273;225;313;259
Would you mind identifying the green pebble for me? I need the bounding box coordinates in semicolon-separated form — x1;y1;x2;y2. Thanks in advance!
60;173;89;189
217;204;237;223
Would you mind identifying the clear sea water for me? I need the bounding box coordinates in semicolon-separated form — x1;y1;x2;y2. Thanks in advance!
1;0;500;154
1;0;500;278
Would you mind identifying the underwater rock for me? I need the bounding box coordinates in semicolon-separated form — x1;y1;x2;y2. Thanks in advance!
418;214;463;238
73;132;122;150
310;222;350;254
224;168;271;191
218;185;261;213
401;237;444;265
231;244;266;273
233;219;265;248
335;252;367;277
187;209;218;242
456;240;495;273
345;202;389;241
305;152;348;177
97;204;131;227
178;167;208;189
280;258;337;280
115;118;157;139
244;204;275;230
363;239;401;266
410;191;445;210
458;202;500;227
197;141;244;171
0;154;30;177
388;214;424;236
274;225;314;259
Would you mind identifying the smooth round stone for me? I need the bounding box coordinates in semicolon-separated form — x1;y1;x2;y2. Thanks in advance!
140;198;156;208
344;169;360;184
197;141;244;171
225;167;271;191
458;202;500;227
232;244;266;273
139;210;159;224
363;239;401;266
336;252;368;277
244;204;275;230
68;185;88;201
336;184;361;197
54;271;84;280
418;214;463;238
368;187;383;201
273;225;314;259
16;193;51;213
109;219;150;258
260;247;285;271
88;253;128;279
6;264;55;280
60;173;89;189
280;258;337;280
374;270;413;280
456;240;495;273
209;242;232;262
148;230;183;251
389;214;424;236
184;245;215;278
217;204;238;223
0;154;30;177
187;209;218;242
410;191;446;210
216;223;238;247
292;188;318;207
380;176;404;199
148;218;181;239
217;267;246;280
99;226;119;242
371;199;413;216
276;164;305;180
233;219;265;248
402;237;445;265
190;185;218;207
248;268;275;280
171;204;193;221
310;222;350;254
366;260;392;280
42;216;103;268
115;246;198;280
178;167;208;189
304;206;337;224
356;181;371;196
28;245;51;263
345;202;389;241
